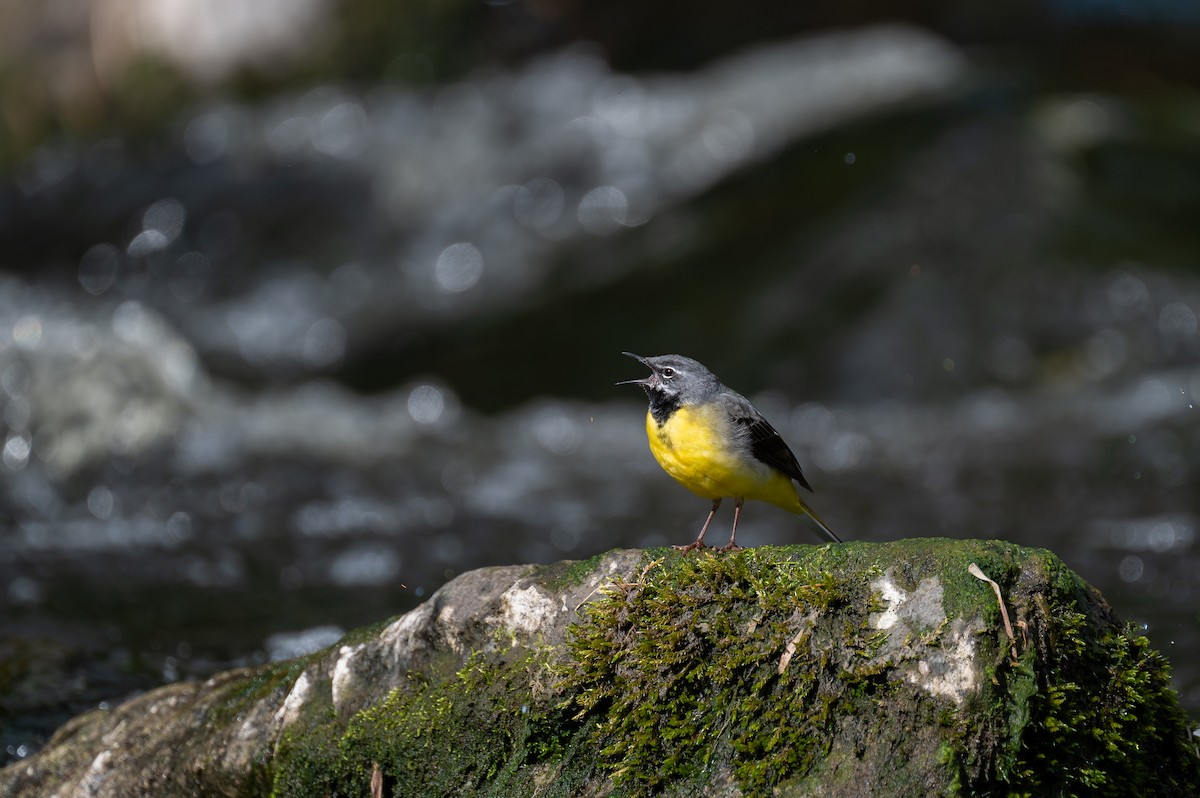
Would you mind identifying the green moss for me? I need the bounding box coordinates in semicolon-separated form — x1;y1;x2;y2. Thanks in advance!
538;550;614;592
563;547;892;796
928;547;1200;796
195;657;313;794
270;671;345;798
561;542;1200;797
210;658;311;727
261;539;1196;797
340;616;400;646
344;649;554;794
803;537;1053;626
992;604;1200;796
270;643;594;798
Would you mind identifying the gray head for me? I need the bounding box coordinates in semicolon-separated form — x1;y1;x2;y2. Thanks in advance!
617;353;723;412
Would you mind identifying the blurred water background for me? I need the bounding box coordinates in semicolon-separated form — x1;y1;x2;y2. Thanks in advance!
2;0;1200;764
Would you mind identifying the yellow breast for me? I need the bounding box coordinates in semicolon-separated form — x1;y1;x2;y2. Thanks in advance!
645;404;801;510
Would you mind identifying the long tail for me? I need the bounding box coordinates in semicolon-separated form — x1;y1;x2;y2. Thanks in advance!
800;501;843;544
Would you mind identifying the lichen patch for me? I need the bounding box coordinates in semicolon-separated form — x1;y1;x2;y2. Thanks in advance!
275;670;312;730
330;644;363;714
910;618;978;704
868;570;979;705
79;749;115;795
496;583;559;639
869;571;948;633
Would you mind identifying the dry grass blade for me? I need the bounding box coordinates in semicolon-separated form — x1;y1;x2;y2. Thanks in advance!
968;562;1018;662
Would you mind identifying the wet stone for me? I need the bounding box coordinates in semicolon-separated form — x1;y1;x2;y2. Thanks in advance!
1;540;1196;798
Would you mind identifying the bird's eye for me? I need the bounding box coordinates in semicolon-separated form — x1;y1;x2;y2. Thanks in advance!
661;367;676;378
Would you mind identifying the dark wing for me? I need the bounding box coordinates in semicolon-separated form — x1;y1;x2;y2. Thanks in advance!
724;394;814;492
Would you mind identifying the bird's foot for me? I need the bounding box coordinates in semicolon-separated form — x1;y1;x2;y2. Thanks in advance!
673;541;707;554
715;542;742;553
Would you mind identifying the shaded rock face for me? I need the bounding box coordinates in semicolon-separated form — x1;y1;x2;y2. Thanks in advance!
2;540;1197;797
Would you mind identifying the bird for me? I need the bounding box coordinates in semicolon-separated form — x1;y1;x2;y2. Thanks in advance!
618;352;841;552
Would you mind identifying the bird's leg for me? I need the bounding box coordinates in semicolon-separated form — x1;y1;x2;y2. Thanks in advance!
717;498;744;552
675;499;720;553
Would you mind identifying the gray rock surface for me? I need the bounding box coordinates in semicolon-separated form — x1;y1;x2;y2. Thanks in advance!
2;540;1197;797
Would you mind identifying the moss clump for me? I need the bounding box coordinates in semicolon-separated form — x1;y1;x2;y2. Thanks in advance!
342;649;565;794
940;549;1200;796
564;547;892;796
211;657;311;727
270;645;592;798
539;550;613;592
994;607;1200;796
269;672;345;798
562;542;1200;797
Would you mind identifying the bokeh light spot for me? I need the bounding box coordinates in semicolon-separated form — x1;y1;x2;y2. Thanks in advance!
329;544;400;587
169;252;212;303
577;186;628;234
532;407;582;454
143;198;187;245
1118;554;1144;583
167;511;194;542
1107;271;1149;318
513;178;565;230
127;230;170;257
1159;302;1197;339
7;576;43;605
87;486;115;520
302;318;347;368
408;384;445;425
184;112;232;164
314;102;369;159
4;397;31;431
434;243;484;293
78;244;120;296
3;433;32;470
1;362;30;399
12;316;42;349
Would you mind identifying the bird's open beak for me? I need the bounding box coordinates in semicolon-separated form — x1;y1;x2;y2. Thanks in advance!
616;351;652;386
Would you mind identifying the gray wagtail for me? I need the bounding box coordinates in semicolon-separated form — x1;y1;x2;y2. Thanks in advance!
619;352;841;551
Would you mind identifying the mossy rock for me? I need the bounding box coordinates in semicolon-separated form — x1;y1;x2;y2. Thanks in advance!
2;540;1196;797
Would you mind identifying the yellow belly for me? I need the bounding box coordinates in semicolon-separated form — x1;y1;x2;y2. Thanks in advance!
645;405;803;512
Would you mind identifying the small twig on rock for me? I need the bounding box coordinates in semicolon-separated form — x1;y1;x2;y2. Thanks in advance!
371;762;384;798
778;628;807;674
574;558;663;612
969;563;1018;663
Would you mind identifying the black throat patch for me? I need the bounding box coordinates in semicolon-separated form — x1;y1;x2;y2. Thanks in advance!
646;388;681;426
